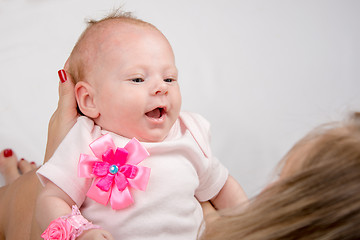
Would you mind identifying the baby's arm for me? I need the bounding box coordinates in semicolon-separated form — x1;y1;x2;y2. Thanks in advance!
36;182;114;240
210;175;248;210
36;182;74;229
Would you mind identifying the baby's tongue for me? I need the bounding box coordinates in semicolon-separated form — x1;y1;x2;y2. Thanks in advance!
146;108;161;118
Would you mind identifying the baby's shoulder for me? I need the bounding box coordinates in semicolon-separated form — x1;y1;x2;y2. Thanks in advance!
179;111;212;157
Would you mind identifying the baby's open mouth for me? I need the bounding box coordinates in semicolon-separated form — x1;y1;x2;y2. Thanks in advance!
145;107;165;119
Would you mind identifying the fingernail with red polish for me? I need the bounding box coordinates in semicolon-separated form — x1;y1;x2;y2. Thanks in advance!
58;69;67;83
3;149;13;157
20;158;25;161
31;161;36;165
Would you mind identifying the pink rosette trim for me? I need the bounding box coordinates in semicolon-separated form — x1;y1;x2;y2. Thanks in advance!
41;205;100;240
41;217;73;240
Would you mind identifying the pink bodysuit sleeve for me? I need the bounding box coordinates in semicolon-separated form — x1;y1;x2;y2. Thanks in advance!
180;112;229;202
37;116;102;206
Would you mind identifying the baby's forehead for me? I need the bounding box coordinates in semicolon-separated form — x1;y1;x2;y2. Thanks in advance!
72;19;159;81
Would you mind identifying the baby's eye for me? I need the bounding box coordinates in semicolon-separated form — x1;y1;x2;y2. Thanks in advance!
164;78;175;83
132;78;144;83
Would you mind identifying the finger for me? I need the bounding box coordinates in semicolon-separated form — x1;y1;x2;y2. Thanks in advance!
57;69;75;96
57;69;77;113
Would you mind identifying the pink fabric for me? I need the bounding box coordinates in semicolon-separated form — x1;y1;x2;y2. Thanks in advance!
41;205;100;240
37;112;229;240
41;217;73;240
78;134;151;210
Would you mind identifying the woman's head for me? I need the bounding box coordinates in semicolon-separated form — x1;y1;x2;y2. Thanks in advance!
202;112;360;240
280;112;360;179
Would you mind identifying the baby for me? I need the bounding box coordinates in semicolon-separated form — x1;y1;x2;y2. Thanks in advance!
36;11;247;240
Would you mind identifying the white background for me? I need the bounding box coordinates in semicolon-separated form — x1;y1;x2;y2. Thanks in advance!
0;0;359;197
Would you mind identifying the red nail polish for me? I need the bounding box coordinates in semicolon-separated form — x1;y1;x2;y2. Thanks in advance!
58;69;67;83
20;158;25;161
31;161;36;165
3;149;13;157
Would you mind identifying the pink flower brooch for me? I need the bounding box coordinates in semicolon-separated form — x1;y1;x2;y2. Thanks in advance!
78;134;151;210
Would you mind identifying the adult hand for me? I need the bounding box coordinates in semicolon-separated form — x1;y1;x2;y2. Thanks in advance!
44;68;78;163
201;201;219;225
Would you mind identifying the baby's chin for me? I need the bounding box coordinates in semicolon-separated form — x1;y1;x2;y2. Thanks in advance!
99;122;170;143
109;129;168;143
135;134;168;143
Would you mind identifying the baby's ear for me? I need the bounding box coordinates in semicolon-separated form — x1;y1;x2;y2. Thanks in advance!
74;81;99;118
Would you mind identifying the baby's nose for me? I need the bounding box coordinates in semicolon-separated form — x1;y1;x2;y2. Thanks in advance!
153;81;168;95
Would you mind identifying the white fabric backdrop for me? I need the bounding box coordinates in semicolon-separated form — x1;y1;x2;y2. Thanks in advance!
0;0;359;197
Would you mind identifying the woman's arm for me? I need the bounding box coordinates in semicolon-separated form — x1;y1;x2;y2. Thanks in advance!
37;69;78;229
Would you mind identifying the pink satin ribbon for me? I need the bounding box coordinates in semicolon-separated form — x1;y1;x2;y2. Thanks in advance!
78;134;151;210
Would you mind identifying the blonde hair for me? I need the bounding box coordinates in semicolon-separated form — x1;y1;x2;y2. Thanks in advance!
67;9;157;84
201;112;360;240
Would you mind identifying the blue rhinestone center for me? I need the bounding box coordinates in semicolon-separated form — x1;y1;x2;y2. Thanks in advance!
109;165;119;174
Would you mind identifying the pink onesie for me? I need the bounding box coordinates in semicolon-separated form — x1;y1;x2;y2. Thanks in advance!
37;111;228;239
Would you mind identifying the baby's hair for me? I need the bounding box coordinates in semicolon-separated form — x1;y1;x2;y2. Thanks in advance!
86;8;155;30
201;112;360;240
67;8;157;84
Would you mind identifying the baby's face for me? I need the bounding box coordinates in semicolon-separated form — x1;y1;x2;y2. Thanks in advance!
88;22;181;142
